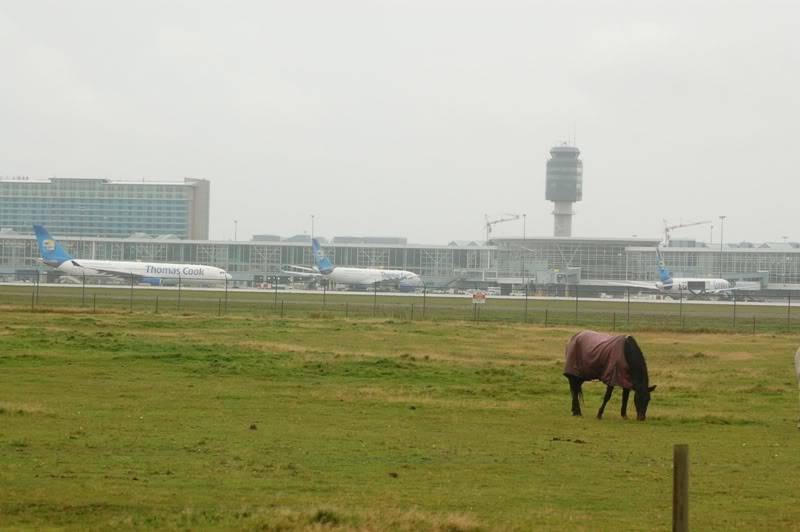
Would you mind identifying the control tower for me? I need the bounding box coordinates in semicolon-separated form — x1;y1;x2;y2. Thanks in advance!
545;144;582;237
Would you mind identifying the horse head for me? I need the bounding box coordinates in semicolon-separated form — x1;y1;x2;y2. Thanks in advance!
624;336;656;420
633;384;657;420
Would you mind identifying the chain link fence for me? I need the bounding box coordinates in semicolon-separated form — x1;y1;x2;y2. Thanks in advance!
0;273;797;333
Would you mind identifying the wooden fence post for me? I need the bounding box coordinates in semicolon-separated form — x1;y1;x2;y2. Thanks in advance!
673;444;689;532
627;287;631;323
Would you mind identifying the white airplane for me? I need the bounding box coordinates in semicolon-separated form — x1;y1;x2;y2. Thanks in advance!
34;225;232;285
616;246;734;297
283;238;422;291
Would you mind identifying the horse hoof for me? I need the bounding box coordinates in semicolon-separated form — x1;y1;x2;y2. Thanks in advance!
622;415;628;419
596;415;603;420
572;412;582;417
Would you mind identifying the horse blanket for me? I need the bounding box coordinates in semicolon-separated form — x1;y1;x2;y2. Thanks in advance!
564;330;633;389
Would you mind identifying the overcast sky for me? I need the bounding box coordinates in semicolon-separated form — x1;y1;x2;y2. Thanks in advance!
1;1;797;244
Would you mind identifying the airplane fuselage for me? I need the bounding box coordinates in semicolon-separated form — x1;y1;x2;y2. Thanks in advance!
657;277;731;294
325;267;421;288
52;259;231;282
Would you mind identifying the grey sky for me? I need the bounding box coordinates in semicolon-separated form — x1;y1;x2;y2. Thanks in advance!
1;1;797;244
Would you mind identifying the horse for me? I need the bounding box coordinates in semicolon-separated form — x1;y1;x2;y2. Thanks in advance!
563;330;656;421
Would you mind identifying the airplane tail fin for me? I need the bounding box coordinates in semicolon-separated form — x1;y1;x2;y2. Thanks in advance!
33;225;73;265
656;246;673;286
311;238;334;274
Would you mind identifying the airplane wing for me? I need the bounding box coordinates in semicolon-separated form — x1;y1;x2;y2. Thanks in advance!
68;260;119;278
281;265;322;278
605;280;658;290
707;287;742;294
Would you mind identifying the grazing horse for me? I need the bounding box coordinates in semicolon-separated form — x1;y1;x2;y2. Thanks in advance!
795;348;800;429
564;330;656;421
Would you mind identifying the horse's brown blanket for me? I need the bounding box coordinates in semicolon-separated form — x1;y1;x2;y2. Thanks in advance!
564;330;633;389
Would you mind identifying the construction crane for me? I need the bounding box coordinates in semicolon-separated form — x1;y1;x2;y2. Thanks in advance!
485;213;521;242
663;219;712;246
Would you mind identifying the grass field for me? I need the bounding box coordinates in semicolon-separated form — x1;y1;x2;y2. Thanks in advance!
1;282;798;334
0;306;798;530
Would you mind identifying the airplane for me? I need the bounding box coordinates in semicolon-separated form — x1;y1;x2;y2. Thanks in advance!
283;238;423;291
33;225;232;285
614;246;735;297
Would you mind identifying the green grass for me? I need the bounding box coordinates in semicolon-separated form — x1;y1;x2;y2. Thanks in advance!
0;308;798;530
1;283;797;334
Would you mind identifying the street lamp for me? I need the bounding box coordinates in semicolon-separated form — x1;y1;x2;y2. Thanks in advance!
522;214;527;288
718;215;726;277
522;214;527;241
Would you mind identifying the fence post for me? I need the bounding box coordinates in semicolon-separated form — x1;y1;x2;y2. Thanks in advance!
524;285;529;323
155;295;159;314
732;291;737;329
323;284;326;308
35;270;40;305
31;288;35;311
788;290;792;330
373;283;378;316
627;287;631;323
93;294;97;314
752;315;756;335
273;277;278;310
82;273;86;306
177;274;182;311
218;298;222;316
612;312;616;332
280;300;284;318
544;309;548;328
673;444;689;532
224;277;229;313
679;287;683;329
574;285;578;324
423;287;427;319
129;274;134;312
410;303;414;321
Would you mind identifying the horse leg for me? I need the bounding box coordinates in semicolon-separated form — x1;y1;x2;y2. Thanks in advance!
567;376;583;416
597;385;614;419
621;388;630;419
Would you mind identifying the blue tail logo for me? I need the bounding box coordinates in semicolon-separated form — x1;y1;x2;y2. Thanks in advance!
33;225;73;266
311;238;334;274
656;247;673;286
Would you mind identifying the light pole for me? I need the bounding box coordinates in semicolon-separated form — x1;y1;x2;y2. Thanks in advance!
522;214;527;241
718;215;726;278
311;214;315;242
782;237;790;286
522;214;527;288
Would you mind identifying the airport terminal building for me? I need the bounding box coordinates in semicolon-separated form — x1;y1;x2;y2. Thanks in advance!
1;230;798;290
0;177;209;239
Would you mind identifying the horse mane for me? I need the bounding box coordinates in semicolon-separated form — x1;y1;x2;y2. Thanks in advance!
623;336;649;388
